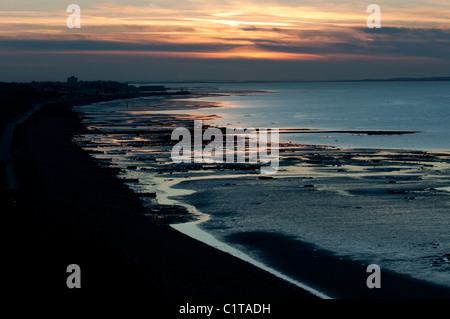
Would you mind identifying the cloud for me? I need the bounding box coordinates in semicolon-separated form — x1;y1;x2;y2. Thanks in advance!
0;0;449;81
1;24;449;61
0;38;237;53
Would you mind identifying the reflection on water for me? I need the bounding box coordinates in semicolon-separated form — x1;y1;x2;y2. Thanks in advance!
73;83;450;291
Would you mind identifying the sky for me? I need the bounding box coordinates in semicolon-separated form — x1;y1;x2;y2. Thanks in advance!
0;0;449;82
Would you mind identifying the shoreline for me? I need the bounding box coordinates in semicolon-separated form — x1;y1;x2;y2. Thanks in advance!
71;92;450;299
159;175;331;299
5;88;449;304
4;95;317;303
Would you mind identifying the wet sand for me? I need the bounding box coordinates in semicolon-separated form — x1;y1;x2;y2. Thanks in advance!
227;231;450;299
167;144;450;299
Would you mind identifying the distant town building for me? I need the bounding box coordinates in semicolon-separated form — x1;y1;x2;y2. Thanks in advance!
67;76;78;85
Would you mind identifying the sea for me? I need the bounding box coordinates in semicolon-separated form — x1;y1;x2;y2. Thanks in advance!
171;81;450;151
74;81;450;296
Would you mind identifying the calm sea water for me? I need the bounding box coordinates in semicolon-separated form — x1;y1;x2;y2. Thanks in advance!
75;81;450;293
169;81;450;151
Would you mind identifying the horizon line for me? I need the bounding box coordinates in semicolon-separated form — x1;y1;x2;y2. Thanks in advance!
2;76;450;84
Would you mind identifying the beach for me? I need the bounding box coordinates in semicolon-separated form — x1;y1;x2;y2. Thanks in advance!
70;84;450;299
3;84;450;308
3;0;450;311
3;98;316;306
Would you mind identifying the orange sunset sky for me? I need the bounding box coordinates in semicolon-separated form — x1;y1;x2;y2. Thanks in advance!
0;0;449;81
